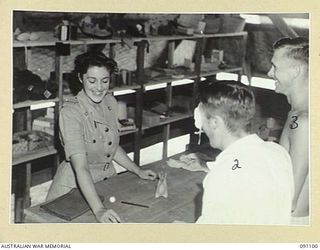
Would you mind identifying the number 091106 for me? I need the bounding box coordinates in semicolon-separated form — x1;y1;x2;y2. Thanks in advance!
300;244;318;248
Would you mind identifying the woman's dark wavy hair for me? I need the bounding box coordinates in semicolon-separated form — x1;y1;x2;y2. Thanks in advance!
69;52;118;95
74;51;118;79
200;80;256;134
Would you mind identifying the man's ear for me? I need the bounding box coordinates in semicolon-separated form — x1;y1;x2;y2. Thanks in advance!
78;73;83;83
292;64;302;79
209;115;224;130
208;115;218;130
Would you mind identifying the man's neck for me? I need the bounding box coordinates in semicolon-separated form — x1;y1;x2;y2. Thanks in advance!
287;78;308;112
221;131;249;151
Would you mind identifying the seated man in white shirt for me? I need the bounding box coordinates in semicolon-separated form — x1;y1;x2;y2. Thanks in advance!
195;80;294;225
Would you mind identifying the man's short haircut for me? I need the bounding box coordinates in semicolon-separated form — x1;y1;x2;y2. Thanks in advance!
200;80;255;134
273;37;309;65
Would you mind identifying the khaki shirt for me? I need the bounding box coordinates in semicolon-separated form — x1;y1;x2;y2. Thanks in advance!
47;90;120;198
60;89;120;167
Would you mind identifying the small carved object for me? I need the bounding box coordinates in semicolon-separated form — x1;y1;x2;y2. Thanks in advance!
155;171;168;198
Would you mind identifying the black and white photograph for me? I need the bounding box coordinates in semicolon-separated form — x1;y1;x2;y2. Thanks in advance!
10;10;310;228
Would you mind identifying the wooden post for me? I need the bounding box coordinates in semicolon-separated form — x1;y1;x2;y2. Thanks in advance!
55;55;64;111
53;54;64;175
167;41;175;68
189;38;203;148
109;43;116;59
133;41;146;165
163;82;173;160
24;109;32;209
161;40;176;160
268;14;298;38
193;38;203;108
237;33;250;83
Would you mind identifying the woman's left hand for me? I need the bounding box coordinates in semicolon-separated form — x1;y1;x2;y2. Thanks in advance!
138;169;157;180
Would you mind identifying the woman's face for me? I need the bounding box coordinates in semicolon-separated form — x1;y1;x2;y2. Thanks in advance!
81;66;110;103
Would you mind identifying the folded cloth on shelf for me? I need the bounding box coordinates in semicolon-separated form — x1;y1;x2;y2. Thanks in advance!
40;188;104;221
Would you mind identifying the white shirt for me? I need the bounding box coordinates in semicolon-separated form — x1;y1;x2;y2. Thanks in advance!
196;134;294;225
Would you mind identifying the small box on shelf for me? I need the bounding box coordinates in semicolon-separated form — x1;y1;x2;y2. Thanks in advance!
32;116;55;136
142;110;161;127
118;118;136;132
171;95;193;113
46;107;55;119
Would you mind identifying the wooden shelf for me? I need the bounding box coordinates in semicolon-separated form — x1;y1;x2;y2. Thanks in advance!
13;31;123;48
13;98;59;109
13;32;248;48
142;113;193;130
119;128;138;136
143;74;197;88
12;146;57;166
12;88;140;110
110;84;141;92
200;66;243;78
196;32;248;38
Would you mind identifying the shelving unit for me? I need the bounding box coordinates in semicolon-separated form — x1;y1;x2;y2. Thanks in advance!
12;29;248;222
133;32;248;160
141;112;194;131
13;146;57;166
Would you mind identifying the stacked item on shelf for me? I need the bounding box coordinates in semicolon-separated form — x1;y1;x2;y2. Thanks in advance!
145;66;194;83
32;108;55;136
13;68;58;104
202;14;246;34
142;102;167;127
118;119;136;132
12;130;53;156
117;101;136;133
171;95;193;114
142;110;161;127
142;97;193;128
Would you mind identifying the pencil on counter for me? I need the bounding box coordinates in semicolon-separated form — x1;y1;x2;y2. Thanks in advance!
120;201;149;208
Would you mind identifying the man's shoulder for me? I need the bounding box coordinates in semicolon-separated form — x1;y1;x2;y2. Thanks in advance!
290;110;308;124
250;137;291;162
235;135;289;160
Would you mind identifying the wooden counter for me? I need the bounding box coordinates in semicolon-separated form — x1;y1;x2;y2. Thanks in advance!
23;156;210;223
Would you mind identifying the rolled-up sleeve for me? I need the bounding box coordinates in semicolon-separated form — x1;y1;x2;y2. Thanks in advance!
59;105;86;161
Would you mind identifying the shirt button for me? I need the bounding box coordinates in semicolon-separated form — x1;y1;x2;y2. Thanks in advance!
93;139;96;143
107;154;111;158
105;128;109;132
108;141;112;146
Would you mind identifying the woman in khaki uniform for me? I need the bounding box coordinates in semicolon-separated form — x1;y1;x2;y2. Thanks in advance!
46;52;157;223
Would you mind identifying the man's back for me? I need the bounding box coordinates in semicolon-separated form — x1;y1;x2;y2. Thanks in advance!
197;134;294;225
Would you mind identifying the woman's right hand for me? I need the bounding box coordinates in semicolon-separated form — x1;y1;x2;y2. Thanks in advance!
94;208;121;223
